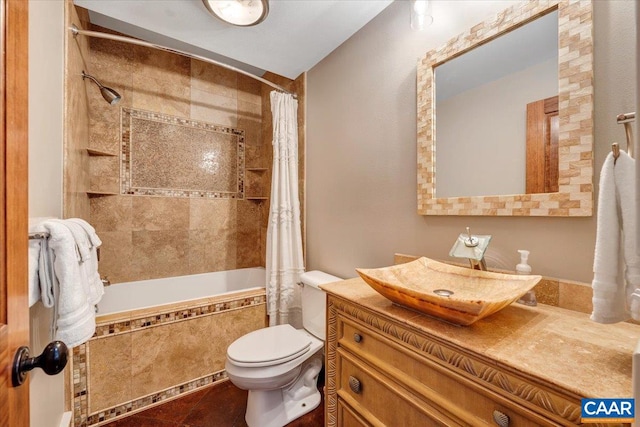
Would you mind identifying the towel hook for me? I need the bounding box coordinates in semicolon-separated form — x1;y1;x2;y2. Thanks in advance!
613;112;635;163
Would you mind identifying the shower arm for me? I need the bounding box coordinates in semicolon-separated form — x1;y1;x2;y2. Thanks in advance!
69;24;297;98
81;71;104;88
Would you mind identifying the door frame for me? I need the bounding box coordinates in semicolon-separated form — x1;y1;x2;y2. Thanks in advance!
1;0;30;426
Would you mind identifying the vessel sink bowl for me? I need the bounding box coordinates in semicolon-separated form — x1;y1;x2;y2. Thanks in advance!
356;257;542;326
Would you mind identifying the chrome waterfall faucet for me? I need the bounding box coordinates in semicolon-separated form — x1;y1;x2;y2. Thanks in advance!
449;227;492;270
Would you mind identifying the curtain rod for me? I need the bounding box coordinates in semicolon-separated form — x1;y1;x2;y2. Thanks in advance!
69;24;296;98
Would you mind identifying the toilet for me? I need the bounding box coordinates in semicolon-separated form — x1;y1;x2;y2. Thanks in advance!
225;270;341;427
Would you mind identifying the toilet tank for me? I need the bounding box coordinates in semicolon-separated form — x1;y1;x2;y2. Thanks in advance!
300;271;342;341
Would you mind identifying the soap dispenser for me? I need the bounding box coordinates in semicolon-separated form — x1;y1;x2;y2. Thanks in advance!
516;250;537;306
516;250;531;275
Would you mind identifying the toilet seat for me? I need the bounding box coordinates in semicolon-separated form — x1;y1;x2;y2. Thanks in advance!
227;324;312;368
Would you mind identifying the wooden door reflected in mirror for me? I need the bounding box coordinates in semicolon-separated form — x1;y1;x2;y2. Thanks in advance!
526;95;558;194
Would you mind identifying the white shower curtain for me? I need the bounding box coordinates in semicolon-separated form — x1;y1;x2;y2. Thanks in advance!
266;91;305;327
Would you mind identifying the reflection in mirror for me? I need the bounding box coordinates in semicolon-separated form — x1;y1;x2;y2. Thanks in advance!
435;11;558;199
417;0;593;216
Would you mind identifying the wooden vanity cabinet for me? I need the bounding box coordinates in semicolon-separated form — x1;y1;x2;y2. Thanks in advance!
325;293;627;427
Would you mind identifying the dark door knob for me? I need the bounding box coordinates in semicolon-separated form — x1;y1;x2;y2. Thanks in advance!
12;340;68;387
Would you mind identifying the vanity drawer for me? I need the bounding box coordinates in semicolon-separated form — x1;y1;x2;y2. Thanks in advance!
337;398;372;427
336;348;455;426
337;314;562;426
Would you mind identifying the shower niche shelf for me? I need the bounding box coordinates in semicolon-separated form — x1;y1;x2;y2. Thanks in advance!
86;148;117;157
86;190;118;197
245;167;269;201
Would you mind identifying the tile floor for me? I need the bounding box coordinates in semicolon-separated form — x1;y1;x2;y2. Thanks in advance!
101;380;324;427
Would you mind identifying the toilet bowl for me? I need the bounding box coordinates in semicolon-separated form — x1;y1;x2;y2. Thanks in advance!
225;270;341;427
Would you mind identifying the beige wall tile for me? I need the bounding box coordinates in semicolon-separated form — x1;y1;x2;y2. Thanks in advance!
238;101;262;148
190;88;238;127
559;281;593;314
236;201;262;268
88;334;133;413
132;74;191;118
129;47;191;117
132;196;190;231
132;229;190;280
189;198;237;230
90;156;119;193
188;229;237;273
97;231;133;283
237;74;261;105
245;145;264;168
533;278;560;306
133;46;190;86
64;14;91;220
191;59;237;98
131;305;264;398
245;170;268;198
90;196;132;232
88;87;130;153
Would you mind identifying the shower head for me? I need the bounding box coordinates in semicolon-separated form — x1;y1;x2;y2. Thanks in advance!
81;71;121;105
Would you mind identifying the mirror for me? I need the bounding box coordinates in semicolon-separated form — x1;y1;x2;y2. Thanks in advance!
435;11;558;198
417;0;593;216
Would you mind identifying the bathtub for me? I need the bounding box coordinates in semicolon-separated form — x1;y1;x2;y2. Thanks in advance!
72;268;267;427
97;267;266;316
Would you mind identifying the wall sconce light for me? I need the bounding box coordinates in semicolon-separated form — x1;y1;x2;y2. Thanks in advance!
411;0;433;31
202;0;269;27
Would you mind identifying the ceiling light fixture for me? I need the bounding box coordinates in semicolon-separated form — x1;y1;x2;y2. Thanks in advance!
202;0;269;27
411;0;433;31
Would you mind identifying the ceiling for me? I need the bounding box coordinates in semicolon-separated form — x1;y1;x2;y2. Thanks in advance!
73;0;394;80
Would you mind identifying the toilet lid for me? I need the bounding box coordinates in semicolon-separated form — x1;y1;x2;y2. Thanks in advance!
227;324;312;367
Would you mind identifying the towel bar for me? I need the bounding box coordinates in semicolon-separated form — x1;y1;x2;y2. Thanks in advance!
29;231;50;240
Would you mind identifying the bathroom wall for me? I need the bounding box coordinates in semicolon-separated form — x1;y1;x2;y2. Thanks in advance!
306;0;634;285
28;0;69;426
81;22;294;284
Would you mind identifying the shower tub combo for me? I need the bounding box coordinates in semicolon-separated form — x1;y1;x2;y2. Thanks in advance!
71;268;267;426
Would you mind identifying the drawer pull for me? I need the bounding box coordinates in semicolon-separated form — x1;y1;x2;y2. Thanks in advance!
348;376;362;394
492;410;510;427
353;333;363;343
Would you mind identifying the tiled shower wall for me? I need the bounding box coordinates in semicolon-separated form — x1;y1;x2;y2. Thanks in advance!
79;21;305;283
64;4;91;220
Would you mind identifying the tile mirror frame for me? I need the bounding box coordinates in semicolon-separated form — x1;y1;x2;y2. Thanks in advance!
417;0;593;216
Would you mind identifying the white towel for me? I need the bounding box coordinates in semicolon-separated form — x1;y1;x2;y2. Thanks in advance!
66;218;104;305
28;217;55;307
616;152;640;319
67;218;102;247
42;220;97;348
591;151;639;323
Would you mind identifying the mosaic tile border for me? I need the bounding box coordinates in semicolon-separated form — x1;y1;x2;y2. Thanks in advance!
72;291;266;427
94;294;266;337
121;107;246;199
416;0;593;216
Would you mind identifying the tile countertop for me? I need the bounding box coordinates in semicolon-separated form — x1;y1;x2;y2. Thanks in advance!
321;278;640;399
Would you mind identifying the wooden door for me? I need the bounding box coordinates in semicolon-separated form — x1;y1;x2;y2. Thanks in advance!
1;0;30;426
526;95;559;194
